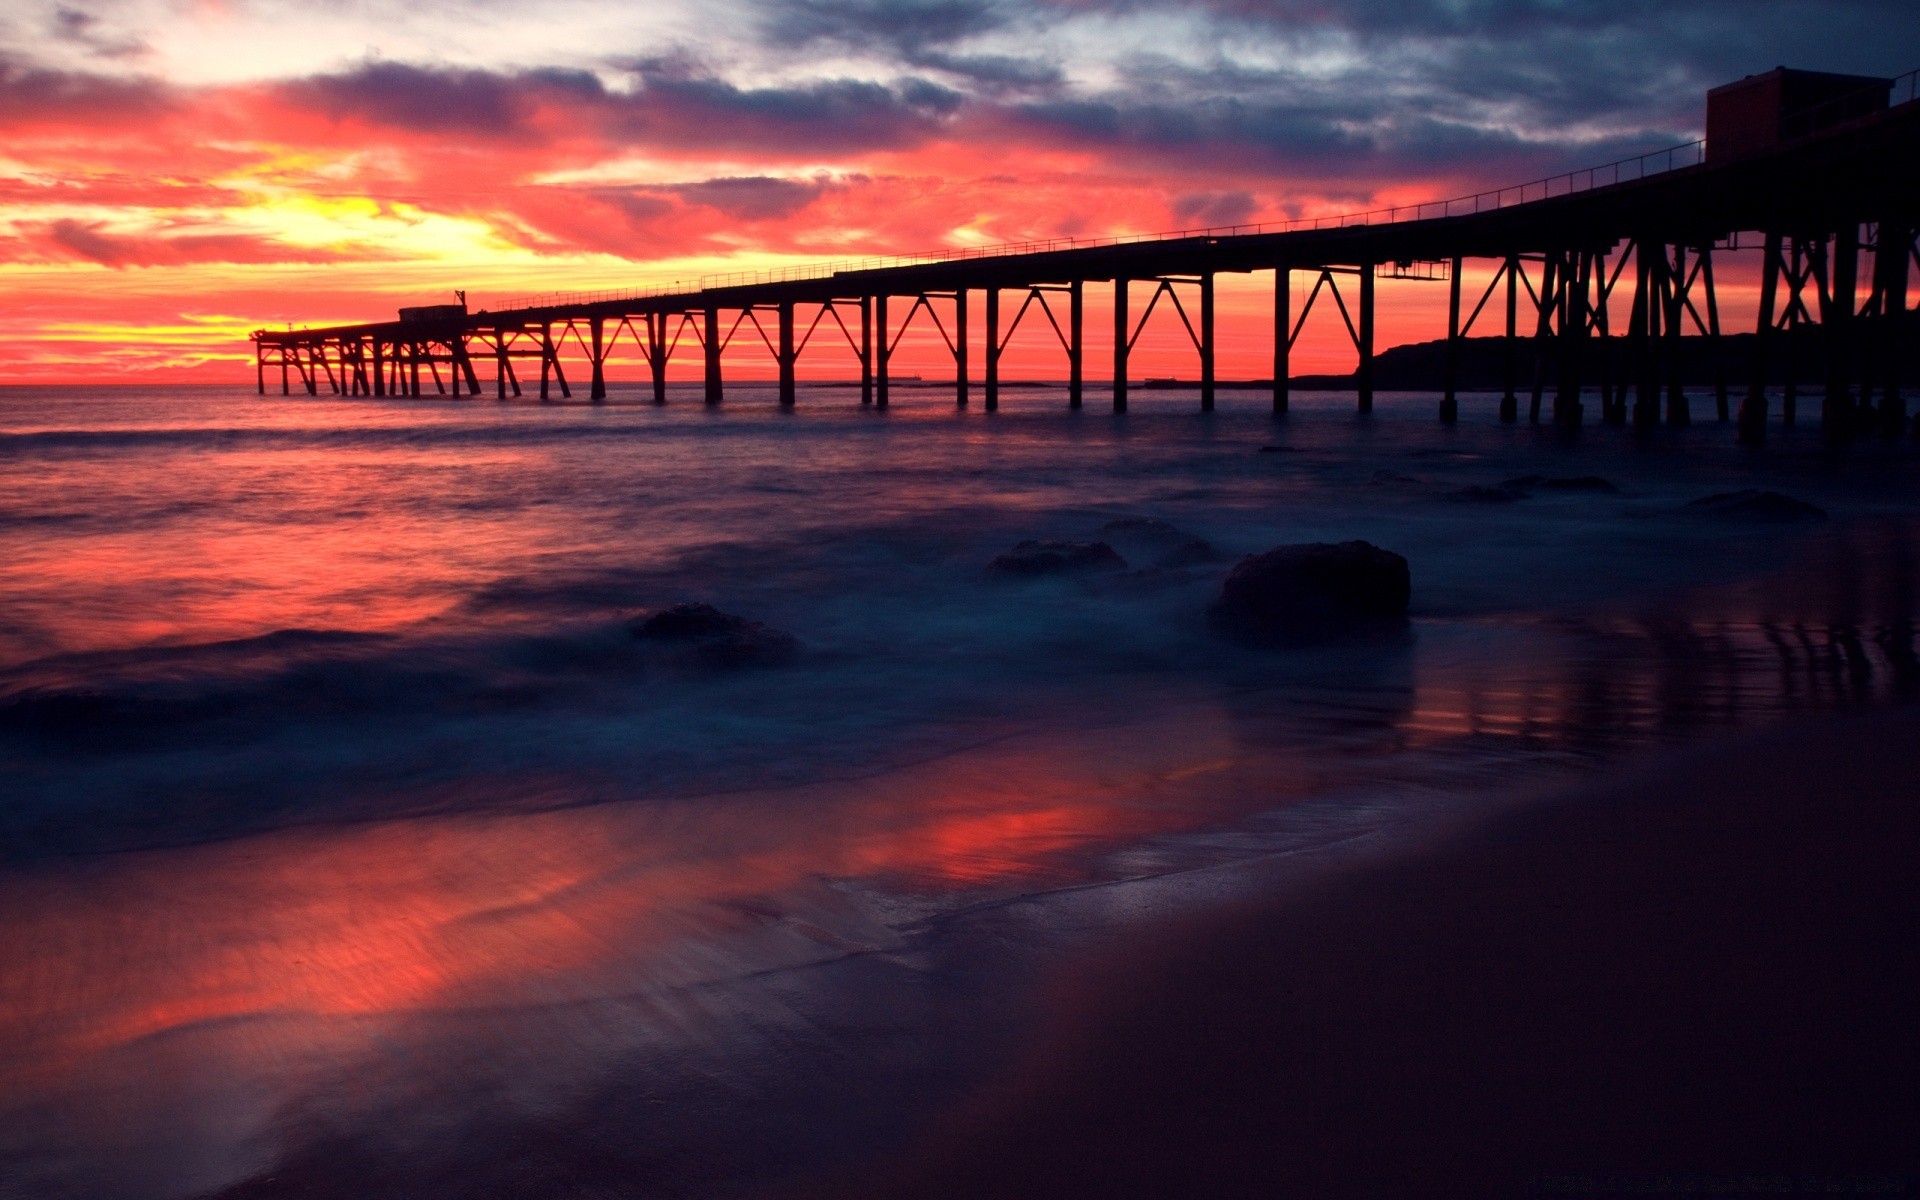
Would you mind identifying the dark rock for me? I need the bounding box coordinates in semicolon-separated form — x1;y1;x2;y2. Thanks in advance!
1258;445;1299;454
1501;474;1621;494
1685;490;1827;523
1371;470;1419;484
1444;485;1528;503
986;540;1127;578
628;603;798;668
1208;541;1411;646
1095;518;1215;569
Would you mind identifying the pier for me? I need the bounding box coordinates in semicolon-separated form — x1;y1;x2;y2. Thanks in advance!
256;68;1920;443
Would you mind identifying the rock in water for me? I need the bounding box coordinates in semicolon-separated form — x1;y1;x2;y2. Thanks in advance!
986;540;1127;577
1208;541;1411;645
1095;518;1215;569
1685;490;1827;523
628;603;798;668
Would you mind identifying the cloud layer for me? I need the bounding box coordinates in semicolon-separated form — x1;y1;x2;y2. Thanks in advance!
0;0;1914;376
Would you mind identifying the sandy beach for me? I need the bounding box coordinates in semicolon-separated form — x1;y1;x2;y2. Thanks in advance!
831;706;1920;1199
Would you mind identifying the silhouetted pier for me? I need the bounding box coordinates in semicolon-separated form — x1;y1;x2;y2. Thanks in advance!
256;68;1920;442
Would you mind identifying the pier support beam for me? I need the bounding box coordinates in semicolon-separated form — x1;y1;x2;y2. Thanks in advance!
1273;267;1290;416
1740;231;1783;445
1068;280;1084;410
1824;224;1857;442
1665;246;1690;428
860;298;873;406
1555;248;1588;428
537;327;552;401
704;306;723;406
1113;278;1129;413
1702;250;1728;421
647;314;668;405
1441;257;1461;422
778;302;796;408
589;318;606;402
1199;272;1215;413
875;294;890;409
956;289;970;409
984;288;1000;412
1877;221;1910;436
1500;255;1519;422
1357;266;1375;413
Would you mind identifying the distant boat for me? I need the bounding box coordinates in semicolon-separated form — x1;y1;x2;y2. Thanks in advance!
1142;377;1184;389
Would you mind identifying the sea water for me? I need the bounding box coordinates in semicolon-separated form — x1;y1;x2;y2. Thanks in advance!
1;382;1916;1198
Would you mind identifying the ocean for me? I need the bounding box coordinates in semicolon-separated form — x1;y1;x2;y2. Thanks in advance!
1;382;1916;1198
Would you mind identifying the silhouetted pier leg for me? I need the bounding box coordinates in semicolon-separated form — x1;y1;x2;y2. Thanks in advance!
1068;280;1084;410
1530;252;1557;424
589;318;607;402
1782;239;1805;427
1500;255;1518;422
1556;249;1588;427
1666;246;1689;427
410;341;423;397
1273;267;1290;416
538;325;553;401
256;344;265;395
1702;250;1728;421
1357;265;1375;414
1441;256;1461;423
1594;250;1618;425
1740;230;1783;445
1631;243;1657;428
455;339;480;397
1113;278;1128;413
648;314;668;405
956;289;969;409
373;340;385;397
1879;221;1910;437
1824;224;1857;442
860;298;873;406
984;287;999;412
778;302;796;408
493;333;507;400
1199;272;1215;413
875;294;890;409
703;305;723;406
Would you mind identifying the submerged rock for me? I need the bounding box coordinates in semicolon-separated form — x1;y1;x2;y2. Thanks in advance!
1501;474;1621;494
628;603;798;668
1208;541;1411;646
1685;490;1827;523
1095;518;1216;569
1444;484;1528;503
986;540;1127;577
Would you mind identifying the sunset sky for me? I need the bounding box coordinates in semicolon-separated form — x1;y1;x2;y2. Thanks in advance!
3;0;1914;382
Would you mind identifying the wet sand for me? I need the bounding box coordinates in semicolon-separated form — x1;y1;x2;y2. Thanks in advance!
833;707;1920;1199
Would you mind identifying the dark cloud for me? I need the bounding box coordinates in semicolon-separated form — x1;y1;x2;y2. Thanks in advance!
763;0;1008;54
665;175;828;219
28;219;361;267
49;8;148;58
274;61;961;155
1170;189;1255;226
283;61;605;137
0;53;170;127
